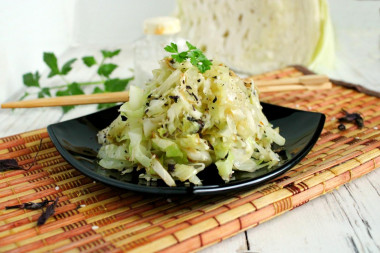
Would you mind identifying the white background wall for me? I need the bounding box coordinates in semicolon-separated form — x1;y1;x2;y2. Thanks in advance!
0;1;73;102
0;0;175;102
0;0;379;102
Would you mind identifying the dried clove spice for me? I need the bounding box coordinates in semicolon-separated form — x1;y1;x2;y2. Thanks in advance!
0;159;25;172
5;199;54;210
338;109;364;129
37;197;59;226
1;139;45;172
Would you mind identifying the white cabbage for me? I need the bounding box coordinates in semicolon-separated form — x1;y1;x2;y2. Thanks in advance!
97;56;285;186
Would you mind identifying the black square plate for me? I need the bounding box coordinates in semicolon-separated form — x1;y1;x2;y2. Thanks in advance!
47;103;325;195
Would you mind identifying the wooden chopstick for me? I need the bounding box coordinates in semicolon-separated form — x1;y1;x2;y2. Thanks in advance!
257;82;332;92
1;91;129;108
246;74;331;92
251;75;329;87
1;74;331;109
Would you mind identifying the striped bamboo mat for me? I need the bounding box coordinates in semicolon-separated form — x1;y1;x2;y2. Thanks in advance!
1;66;380;253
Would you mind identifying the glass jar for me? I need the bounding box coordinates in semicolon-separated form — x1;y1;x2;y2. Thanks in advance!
133;16;186;88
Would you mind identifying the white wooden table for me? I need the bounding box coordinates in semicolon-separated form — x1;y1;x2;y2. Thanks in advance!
1;1;379;252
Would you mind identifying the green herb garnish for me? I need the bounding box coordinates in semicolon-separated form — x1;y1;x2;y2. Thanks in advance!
164;41;212;73
21;49;133;113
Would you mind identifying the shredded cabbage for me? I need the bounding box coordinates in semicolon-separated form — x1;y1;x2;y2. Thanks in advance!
97;57;285;186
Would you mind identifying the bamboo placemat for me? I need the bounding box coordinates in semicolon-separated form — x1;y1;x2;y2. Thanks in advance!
1;66;380;253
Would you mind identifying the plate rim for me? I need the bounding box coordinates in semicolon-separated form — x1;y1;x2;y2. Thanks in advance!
47;103;325;195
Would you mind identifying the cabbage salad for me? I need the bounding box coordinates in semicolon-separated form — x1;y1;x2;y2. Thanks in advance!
97;44;285;187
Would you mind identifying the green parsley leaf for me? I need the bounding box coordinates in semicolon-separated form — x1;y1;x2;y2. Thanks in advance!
41;87;51;97
104;77;133;92
43;52;60;78
55;89;70;97
186;41;196;50
101;49;121;59
198;61;211;73
62;105;75;113
55;83;84;97
171;54;184;63
98;63;117;78
92;87;104;94
82;56;97;67
19;91;30;101
55;89;75;113
20;48;131;113
61;58;77;75
94;85;117;109
67;82;85;95
164;43;178;53
37;91;44;98
23;71;40;87
189;57;198;68
54;83;84;113
97;103;117;110
164;41;212;73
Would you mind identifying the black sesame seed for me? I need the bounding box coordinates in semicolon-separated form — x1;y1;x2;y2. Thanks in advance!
190;92;198;102
169;95;179;103
168;164;175;173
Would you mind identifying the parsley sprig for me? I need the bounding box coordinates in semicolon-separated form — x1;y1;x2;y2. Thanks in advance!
164;41;212;73
21;49;133;113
